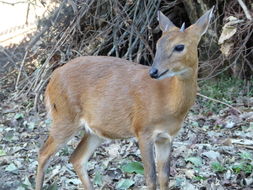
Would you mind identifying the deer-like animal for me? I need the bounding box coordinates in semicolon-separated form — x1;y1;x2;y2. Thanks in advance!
35;7;214;190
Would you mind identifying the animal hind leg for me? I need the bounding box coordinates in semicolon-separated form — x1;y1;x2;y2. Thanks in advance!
35;122;79;190
35;135;64;190
69;133;104;190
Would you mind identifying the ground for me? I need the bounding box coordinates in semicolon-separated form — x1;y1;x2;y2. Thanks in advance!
0;78;253;190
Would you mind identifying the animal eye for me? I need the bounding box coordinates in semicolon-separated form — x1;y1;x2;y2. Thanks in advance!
174;44;185;52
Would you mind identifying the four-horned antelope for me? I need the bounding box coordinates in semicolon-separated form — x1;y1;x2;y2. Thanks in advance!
35;7;214;190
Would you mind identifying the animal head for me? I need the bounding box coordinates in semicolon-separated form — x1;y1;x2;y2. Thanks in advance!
149;7;214;80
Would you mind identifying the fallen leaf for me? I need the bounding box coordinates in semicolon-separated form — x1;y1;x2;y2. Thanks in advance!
116;179;135;189
225;121;235;128
121;161;144;175
66;178;81;185
182;180;197;190
202;151;221;160
231;139;253;146
22;176;33;189
5;163;17;172
0;149;6;156
94;171;103;185
185;157;202;167
185;169;195;179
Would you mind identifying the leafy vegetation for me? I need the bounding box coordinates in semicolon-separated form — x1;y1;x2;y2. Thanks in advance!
199;75;252;112
0;0;253;189
185;157;203;167
94;171;103;186
116;179;135;190
121;161;144;175
232;163;253;174
231;151;253;175
211;162;226;173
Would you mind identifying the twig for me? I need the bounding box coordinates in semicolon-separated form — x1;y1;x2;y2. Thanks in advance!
25;2;30;24
197;92;242;114
0;46;16;65
0;1;27;5
0;69;15;81
15;51;28;90
128;0;140;61
237;0;252;21
26;26;48;50
236;145;253;150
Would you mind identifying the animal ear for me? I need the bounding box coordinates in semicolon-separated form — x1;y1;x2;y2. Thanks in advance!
192;6;214;36
157;11;176;32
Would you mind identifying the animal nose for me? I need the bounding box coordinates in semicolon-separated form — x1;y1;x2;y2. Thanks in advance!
149;67;159;78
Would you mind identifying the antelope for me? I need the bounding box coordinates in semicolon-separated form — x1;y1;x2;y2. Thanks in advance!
35;7;214;190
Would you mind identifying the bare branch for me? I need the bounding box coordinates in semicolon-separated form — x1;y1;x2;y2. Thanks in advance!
197;93;242;114
237;0;252;20
0;1;27;6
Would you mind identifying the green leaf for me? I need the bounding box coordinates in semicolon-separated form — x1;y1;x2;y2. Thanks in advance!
211;162;226;173
5;163;17;172
185;157;202;167
94;171;103;186
243;164;253;174
232;164;243;174
192;121;199;127
116;179;134;189
0;149;6;156
16;186;26;190
47;182;58;190
60;147;70;156
193;175;207;181
14;113;24;120
239;151;253;160
21;176;33;190
28;122;35;130
121;162;144;175
232;163;253;174
175;177;185;187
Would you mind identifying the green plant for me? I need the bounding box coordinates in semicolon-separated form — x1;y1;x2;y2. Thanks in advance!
46;182;58;190
239;151;253;161
232;163;253;174
229;151;253;175
211;162;226;173
199;76;253;112
60;146;70;156
185;157;203;167
94;171;103;186
0;149;6;156
121;161;144;175
193;175;207;181
116;179;134;189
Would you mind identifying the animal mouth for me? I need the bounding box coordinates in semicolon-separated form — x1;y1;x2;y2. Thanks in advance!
158;69;169;78
157;68;189;80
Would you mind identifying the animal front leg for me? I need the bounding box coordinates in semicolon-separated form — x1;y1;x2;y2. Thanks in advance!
155;132;173;190
138;134;157;190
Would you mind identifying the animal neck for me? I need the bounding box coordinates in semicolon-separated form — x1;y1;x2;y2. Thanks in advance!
164;66;198;116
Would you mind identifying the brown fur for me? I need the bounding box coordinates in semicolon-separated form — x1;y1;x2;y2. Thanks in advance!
46;56;196;138
36;8;213;190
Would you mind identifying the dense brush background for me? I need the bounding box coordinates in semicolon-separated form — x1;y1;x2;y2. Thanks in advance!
0;0;252;189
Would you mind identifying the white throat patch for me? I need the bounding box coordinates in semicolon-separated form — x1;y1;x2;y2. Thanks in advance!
158;68;189;80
